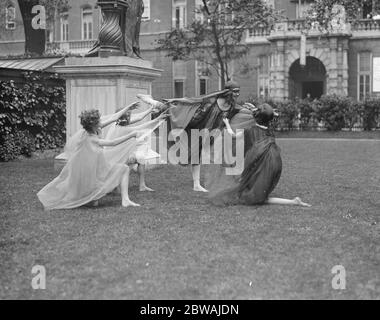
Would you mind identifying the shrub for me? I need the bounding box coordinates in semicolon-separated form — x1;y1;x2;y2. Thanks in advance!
295;98;314;129
275;100;299;131
362;97;380;131
0;72;66;161
313;95;353;131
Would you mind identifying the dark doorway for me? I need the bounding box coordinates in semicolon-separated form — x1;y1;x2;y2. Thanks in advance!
289;56;326;100
302;81;324;99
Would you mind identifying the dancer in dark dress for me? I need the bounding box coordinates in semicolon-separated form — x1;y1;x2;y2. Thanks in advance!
207;103;311;207
138;81;241;192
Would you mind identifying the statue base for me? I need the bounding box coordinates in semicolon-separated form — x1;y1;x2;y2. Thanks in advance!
53;56;163;170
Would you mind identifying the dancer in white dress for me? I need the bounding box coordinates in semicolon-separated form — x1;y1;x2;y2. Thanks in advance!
37;103;149;209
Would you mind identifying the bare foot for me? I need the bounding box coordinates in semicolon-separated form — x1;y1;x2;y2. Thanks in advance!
193;185;209;193
122;200;141;207
139;185;155;192
294;197;311;207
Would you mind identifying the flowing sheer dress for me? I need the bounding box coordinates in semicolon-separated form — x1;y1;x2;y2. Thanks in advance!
37;130;127;210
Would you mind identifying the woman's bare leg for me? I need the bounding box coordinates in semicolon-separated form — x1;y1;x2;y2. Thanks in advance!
192;164;208;192
121;165;140;207
265;197;311;207
138;164;154;192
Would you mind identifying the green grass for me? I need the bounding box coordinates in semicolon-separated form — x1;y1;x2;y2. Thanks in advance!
0;139;379;299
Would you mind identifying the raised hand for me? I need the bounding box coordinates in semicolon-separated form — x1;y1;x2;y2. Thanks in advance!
157;110;170;120
222;118;230;126
126;101;140;111
243;103;258;113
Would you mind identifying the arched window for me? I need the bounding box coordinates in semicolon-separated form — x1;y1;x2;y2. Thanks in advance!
6;4;16;30
82;7;93;40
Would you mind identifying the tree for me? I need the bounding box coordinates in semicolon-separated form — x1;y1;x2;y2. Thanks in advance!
305;0;380;33
157;0;277;88
17;0;45;55
0;0;69;56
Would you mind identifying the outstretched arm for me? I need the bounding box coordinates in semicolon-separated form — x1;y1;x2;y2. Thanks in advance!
100;102;140;128
129;106;154;125
97;132;137;147
223;118;244;137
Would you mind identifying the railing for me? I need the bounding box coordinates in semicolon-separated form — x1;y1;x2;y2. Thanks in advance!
46;40;97;55
247;18;380;41
248;27;271;38
351;19;380;32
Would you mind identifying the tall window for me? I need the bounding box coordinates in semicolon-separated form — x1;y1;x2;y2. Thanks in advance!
82;7;93;40
196;60;209;95
199;78;208;95
173;0;186;29
258;55;271;98
358;52;372;101
6;4;16;30
174;80;185;98
142;0;150;21
173;60;187;98
60;14;69;41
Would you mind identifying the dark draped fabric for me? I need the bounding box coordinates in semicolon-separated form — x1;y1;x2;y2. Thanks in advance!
206;112;282;206
167;94;240;165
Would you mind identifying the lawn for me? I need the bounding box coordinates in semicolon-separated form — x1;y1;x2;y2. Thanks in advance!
0;139;379;300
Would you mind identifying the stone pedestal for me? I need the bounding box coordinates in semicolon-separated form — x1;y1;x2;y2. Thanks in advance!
53;56;162;170
54;56;162;140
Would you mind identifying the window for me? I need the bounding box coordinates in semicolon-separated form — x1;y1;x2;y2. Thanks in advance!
358;52;372;101
174;80;185;98
199;78;208;95
142;0;150;21
173;60;187;98
173;0;186;29
82;8;93;40
60;14;69;41
196;60;209;95
258;55;271;98
6;4;16;30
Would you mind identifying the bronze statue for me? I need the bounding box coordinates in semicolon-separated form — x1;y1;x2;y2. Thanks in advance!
124;0;144;58
86;0;144;58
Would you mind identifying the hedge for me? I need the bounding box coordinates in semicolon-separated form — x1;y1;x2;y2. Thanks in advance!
0;72;66;162
248;94;380;131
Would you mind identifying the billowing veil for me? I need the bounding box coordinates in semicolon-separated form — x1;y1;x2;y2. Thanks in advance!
62;129;87;160
37;131;126;210
37;117;165;210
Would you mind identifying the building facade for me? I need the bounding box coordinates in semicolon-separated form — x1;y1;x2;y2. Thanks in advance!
1;0;380;101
